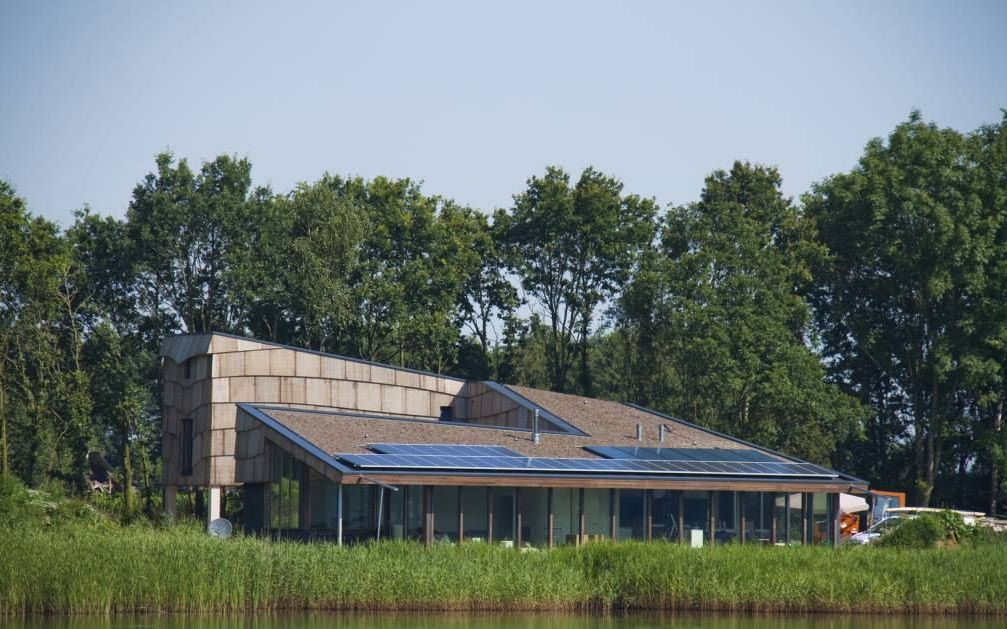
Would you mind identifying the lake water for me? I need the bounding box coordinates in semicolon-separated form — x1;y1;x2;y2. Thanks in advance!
9;613;1004;629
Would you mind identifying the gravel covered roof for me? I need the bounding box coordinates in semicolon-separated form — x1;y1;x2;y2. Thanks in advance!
257;383;770;460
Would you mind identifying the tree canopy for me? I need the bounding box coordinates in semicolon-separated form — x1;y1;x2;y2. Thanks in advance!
2;111;1006;513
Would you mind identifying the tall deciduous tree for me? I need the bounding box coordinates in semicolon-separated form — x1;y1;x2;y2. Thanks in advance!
612;162;864;464
496;166;657;393
806;112;993;504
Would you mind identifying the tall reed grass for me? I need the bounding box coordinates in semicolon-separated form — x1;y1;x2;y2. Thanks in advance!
1;525;1005;616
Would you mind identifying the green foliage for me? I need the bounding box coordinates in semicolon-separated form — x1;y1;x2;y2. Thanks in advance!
496;166;657;393
806;111;1007;505
1;528;1006;614
610;162;865;463
875;514;948;549
3;110;1007;516
932;510;970;542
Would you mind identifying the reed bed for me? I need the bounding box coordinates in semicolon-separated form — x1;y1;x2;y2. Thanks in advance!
1;526;1005;615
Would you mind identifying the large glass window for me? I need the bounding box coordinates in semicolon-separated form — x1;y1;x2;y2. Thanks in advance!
432;486;460;542
343;484;377;542
307;468;343;529
493;488;516;543
389;485;423;541
811;492;830;545
714;491;738;544
741;492;774;544
583;489;611;541
462;486;489;541
618;489;646;540
552;488;579;545
788;493;804;544
683;491;709;546
652;490;681;541
269;445;302;530
521;488;550;546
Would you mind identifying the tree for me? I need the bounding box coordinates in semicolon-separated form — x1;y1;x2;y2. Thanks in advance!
496;167;657;393
613;161;864;464
806;112;993;504
127;152;252;342
85;322;155;513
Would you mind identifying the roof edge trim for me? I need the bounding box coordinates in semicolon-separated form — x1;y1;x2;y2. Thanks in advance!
162;332;467;382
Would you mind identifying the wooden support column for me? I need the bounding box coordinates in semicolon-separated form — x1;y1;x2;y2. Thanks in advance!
487;487;494;543
770;492;777;545
708;490;716;545
830;492;841;547
515;488;523;549
578;488;586;546
423;485;433;547
610;489;618;541
457;487;464;543
802;493;809;545
677;491;685;543
547;488;555;549
646;490;653;542
739;491;746;544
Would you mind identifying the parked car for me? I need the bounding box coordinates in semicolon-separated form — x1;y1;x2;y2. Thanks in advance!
848;515;906;544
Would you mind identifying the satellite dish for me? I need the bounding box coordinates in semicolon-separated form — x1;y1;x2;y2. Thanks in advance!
208;518;233;539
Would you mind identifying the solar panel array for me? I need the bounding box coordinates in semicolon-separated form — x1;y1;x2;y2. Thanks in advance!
585;446;779;463
334;453;838;478
367;444;523;457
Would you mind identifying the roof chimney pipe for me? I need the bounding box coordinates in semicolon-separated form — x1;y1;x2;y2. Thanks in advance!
659;424;667;443
532;409;541;444
636;424;643;441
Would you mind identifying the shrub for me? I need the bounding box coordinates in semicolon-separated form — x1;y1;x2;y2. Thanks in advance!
932;510;969;542
875;514;947;549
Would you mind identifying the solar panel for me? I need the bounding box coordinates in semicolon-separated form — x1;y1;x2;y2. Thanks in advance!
585;446;780;463
368;444;524;457
334;453;838;478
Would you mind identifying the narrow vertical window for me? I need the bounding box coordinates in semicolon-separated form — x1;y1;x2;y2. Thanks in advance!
180;418;194;476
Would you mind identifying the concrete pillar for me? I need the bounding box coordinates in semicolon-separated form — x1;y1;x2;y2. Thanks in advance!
207;486;222;527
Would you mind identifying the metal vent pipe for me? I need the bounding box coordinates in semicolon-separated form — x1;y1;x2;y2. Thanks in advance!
659;424;667;443
636;424;643;441
533;409;541;444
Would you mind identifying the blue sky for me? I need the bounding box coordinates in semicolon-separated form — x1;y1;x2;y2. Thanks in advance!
1;1;1005;227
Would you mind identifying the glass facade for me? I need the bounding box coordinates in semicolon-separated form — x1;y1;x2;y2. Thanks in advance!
618;489;646;540
521;488;550;546
461;486;489;541
432;486;460;542
714;491;738;544
270;446;302;530
492;488;516;543
552;488;580;545
389;485;424;541
651;489;681;541
583;489;612;540
740;492;775;543
811;492;831;545
682;491;710;546
258;449;841;549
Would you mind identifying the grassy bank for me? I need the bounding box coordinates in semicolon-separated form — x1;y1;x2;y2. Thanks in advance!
1;525;1006;615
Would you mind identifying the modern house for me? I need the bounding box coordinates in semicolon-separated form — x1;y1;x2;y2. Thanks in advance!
161;332;867;547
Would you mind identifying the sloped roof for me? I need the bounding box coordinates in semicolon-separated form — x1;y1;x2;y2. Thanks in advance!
251;385;767;460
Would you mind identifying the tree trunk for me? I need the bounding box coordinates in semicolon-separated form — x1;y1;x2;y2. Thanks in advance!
993;397;1004;515
0;359;7;476
122;418;134;513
